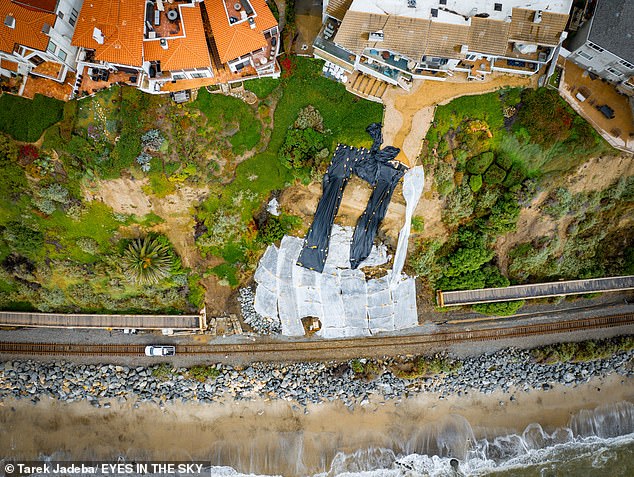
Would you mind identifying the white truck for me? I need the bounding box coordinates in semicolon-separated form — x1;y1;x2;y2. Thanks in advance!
144;345;176;357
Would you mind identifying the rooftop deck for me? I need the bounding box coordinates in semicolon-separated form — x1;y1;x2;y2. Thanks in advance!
22;72;74;101
561;60;634;152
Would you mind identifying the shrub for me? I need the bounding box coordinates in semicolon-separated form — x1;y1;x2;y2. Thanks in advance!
76;237;99;255
469;174;482;192
258;214;301;244
442;185;475;225
410;239;443;278
151;363;173;380
2;222;44;255
197;210;246;250
187;365;220;382
279;127;327;170
496;152;513;171
473;300;525;316
141;129;165;151
121;236;173;285
543;187;572;219
483;164;507;185
502;163;527;188
516;88;573;147
411;216;425;233
531;336;634;364
444;244;495;277
293;105;325;132
392;355;462;379
466;151;495;174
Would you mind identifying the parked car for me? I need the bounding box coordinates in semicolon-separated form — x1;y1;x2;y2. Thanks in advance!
144;345;175;357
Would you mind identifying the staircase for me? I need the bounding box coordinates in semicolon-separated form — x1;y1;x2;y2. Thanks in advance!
347;73;389;103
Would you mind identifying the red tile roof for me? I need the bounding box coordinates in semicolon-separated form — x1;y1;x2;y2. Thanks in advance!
144;4;211;71
0;0;56;54
11;0;57;14
71;0;145;67
1;57;18;71
206;0;277;63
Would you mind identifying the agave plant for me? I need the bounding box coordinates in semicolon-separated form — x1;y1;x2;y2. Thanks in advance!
121;236;172;285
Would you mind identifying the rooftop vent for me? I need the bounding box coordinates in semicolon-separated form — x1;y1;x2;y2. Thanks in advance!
234;2;241;10
92;27;105;45
160;38;168;50
407;0;416;7
229;16;238;24
494;3;502;12
248;17;256;29
534;10;542;23
431;8;438;18
439;0;447;4
167;9;179;21
368;30;384;42
4;15;15;29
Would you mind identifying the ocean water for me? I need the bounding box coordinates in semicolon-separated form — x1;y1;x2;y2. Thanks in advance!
18;401;634;477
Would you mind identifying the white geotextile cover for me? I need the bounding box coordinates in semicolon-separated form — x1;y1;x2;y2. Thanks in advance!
392;166;425;284
254;225;418;337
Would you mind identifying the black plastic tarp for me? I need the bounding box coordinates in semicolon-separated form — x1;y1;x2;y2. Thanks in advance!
297;123;408;273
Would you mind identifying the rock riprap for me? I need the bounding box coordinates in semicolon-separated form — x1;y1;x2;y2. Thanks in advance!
0;348;632;409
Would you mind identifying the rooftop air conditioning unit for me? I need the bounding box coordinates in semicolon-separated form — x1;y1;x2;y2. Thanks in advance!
369;30;384;42
534;10;542;23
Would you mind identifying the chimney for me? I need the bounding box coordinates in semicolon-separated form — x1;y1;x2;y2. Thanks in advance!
160;38;168;49
248;17;256;29
4;15;15;29
92;27;105;44
41;23;51;35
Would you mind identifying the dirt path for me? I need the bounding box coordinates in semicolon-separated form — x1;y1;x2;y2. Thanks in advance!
383;73;536;167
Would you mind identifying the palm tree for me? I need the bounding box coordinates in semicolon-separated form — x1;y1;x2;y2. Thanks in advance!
121;236;172;285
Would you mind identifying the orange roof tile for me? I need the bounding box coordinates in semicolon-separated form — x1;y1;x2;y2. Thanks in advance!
0;0;55;54
1;57;18;71
71;0;145;67
206;0;277;63
11;0;56;14
144;4;211;71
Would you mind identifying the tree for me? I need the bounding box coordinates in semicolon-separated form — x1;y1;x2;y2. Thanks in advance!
121;236;173;285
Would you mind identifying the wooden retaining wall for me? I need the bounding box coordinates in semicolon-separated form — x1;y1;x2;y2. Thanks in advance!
438;276;634;307
0;311;205;331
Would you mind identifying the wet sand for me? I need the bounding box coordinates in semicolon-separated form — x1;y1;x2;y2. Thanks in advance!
1;374;633;475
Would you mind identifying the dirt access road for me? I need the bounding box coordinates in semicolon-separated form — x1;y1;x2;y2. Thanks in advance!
382;73;537;167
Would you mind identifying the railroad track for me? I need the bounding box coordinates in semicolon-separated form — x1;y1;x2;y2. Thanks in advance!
1;313;633;359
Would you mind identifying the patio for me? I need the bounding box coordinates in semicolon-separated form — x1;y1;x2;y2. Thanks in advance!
77;68;139;96
560;60;634;152
22;73;74;101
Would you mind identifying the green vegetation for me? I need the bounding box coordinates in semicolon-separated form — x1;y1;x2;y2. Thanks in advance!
391;355;462;380
195;57;382;280
186;365;220;382
0;94;64;142
121;236;174;285
415;86;618;317
193;89;262;155
531;336;634;364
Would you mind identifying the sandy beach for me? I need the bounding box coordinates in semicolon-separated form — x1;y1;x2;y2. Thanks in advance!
2;374;633;476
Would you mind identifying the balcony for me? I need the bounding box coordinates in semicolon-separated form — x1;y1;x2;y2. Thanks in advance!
364;49;414;73
313;20;355;69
